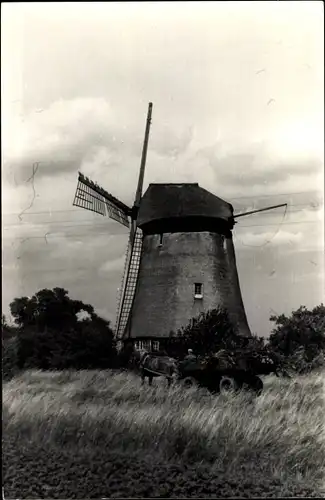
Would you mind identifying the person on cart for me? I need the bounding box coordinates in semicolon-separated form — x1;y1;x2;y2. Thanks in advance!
180;348;197;372
184;349;196;363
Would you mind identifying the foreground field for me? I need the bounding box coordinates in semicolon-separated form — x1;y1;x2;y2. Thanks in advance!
3;369;325;498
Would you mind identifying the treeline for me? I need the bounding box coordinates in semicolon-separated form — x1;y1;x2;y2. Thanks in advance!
2;287;325;380
2;288;117;380
164;305;325;375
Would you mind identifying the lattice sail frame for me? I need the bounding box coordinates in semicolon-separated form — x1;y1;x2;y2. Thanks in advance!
115;227;143;339
73;172;130;228
72;172;144;340
115;233;133;332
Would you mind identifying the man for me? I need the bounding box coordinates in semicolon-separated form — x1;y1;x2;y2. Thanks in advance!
184;349;196;363
180;348;197;373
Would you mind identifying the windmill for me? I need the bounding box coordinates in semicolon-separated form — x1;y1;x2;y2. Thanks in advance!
73;103;287;351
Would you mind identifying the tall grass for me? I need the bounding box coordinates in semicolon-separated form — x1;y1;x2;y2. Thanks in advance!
3;369;325;498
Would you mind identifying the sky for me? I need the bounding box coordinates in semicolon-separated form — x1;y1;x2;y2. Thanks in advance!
2;1;324;337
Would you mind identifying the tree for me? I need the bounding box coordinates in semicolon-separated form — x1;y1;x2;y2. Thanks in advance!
3;335;19;380
269;304;325;356
246;335;265;350
9;287;95;331
165;307;242;358
1;314;17;341
2;314;19;379
9;288;117;371
268;304;325;373
2;314;7;328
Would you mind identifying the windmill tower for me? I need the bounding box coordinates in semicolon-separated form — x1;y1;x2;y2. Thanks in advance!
73;103;286;351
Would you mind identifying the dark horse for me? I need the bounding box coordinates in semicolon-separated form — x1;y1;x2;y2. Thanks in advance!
133;350;179;387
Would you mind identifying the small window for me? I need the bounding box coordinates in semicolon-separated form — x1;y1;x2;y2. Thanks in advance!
158;234;163;247
194;283;203;299
134;340;142;351
135;340;148;351
152;340;160;352
142;340;151;351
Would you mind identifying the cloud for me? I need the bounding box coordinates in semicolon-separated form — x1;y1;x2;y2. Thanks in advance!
3;97;195;187
189;135;323;195
235;229;303;248
2;227;129;324
236;245;324;336
3;98;137;183
150;125;193;159
233;204;323;253
99;256;126;274
220;158;321;187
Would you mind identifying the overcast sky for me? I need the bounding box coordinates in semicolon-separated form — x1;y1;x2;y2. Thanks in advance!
2;1;324;336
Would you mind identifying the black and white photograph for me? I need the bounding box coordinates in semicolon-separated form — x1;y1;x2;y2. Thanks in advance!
2;1;324;498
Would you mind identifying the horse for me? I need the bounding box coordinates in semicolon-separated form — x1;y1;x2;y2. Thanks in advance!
137;351;180;388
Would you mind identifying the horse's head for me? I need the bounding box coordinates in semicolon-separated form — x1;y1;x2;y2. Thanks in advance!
130;349;147;366
163;357;180;378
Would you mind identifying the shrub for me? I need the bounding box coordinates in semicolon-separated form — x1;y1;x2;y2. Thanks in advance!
269;304;325;356
285;347;325;375
268;304;325;375
165;307;243;359
2;336;19;380
8;287;117;371
16;326;117;371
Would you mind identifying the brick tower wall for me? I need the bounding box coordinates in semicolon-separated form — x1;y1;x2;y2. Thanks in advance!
127;231;251;339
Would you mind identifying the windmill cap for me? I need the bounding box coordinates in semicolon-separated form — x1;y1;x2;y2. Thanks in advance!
136;183;234;229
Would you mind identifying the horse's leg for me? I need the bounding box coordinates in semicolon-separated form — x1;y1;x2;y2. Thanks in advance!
141;370;145;386
148;375;153;386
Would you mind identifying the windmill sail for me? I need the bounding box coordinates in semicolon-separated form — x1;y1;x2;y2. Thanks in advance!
115;236;132;332
115;103;153;339
115;228;143;339
72;103;153;343
73;172;131;228
234;203;287;219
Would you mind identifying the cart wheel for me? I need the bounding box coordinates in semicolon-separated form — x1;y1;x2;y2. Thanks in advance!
251;375;264;396
182;376;198;389
247;375;263;395
219;376;240;394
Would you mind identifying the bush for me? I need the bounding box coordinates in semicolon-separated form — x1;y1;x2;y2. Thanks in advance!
2;336;19;380
165;307;243;359
268;304;325;375
269;305;325;356
285;347;325;375
7;288;118;372
117;342;136;369
17;326;117;371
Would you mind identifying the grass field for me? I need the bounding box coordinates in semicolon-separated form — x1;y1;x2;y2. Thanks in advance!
3;369;325;498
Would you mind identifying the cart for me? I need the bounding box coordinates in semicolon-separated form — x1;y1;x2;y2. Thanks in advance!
177;349;273;395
